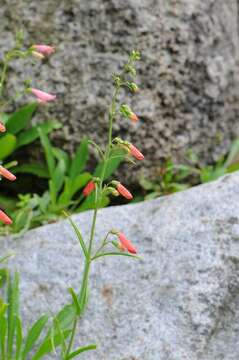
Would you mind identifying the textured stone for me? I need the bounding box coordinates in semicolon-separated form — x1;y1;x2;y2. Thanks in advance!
0;0;239;184
2;172;239;359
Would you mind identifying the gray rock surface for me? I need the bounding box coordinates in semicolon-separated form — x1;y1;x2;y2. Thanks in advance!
0;0;239;183
1;172;239;359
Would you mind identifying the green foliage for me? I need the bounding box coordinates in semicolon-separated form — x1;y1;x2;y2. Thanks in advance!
0;270;95;359
140;139;239;200
0;103;61;162
139;159;192;200
0;132;124;235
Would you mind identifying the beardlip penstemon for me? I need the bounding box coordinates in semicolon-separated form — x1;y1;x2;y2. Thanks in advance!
0;41;144;358
61;49;144;358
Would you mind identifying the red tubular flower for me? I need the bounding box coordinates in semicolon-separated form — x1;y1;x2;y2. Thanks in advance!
0;166;16;181
129;144;144;160
83;181;95;196
129;112;139;122
0;210;12;225
116;182;133;200
0;122;6;132
118;232;137;254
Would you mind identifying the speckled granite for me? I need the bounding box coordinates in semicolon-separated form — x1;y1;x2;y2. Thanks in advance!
1;172;239;359
0;0;238;184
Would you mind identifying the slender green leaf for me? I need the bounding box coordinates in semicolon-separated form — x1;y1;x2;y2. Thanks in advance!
52;304;75;332
7;272;19;359
52;158;66;194
0;133;17;160
0;268;8;288
58;173;91;206
68;288;81;316
0;314;7;358
13;163;49;178
49;180;57;205
15;316;23;360
6;103;37;134
66;344;97;359
64;213;88;258
70;173;92;197
38;128;55;178
16;120;61;148
53;147;70;173
22;315;49;360
69;138;89;180
32;329;71;360
92;252;140;261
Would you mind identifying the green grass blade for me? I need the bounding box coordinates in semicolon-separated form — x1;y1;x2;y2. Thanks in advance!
7;272;19;359
63;212;88;259
0;314;7;358
0;133;17;160
15;316;23;360
38;128;55;178
66;344;97;359
69;138;89;180
68;288;81;316
6;103;37;135
16;119;61;148
31;329;71;360
22;315;49;360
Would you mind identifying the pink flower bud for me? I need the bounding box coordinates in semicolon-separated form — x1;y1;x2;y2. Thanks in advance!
0;166;16;181
130;112;139;122
32;45;55;56
0;210;12;225
129;144;144;160
83;181;95;197
117;232;137;254
116;182;133;200
0;122;6;132
30;88;56;104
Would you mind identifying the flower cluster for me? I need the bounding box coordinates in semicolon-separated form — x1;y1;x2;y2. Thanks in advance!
29;46;56;103
0;43;55;225
82;50;143;255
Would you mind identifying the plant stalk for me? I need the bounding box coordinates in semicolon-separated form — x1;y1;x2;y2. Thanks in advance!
0;60;8;98
64;84;120;358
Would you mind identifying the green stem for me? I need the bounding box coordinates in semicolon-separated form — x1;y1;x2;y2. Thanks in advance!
88;186;99;255
65;317;77;358
108;86;119;152
0;61;8;98
100;86;120;188
64;84;120;358
64;259;91;358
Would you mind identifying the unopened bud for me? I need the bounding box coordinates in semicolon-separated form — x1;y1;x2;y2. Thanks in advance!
107;186;120;197
120;104;139;122
129;82;139;93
